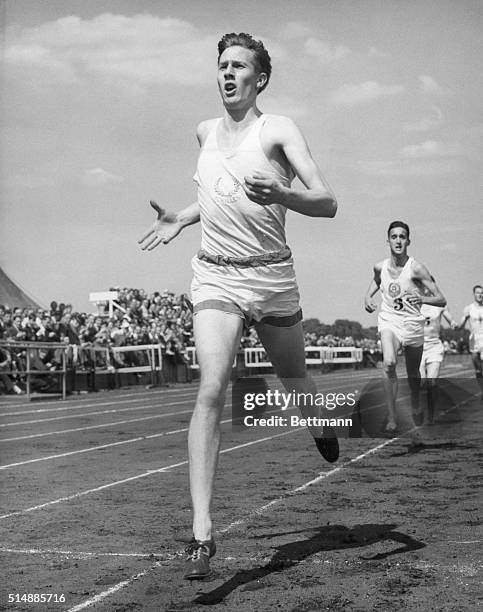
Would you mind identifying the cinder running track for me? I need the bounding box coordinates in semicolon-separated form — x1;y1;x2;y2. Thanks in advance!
0;358;481;611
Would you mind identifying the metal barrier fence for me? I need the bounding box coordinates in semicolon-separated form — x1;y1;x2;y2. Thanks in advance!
244;347;271;368
243;346;362;369
324;346;363;365
185;346;199;370
0;341;364;400
304;346;333;365
185;346;364;371
0;342;164;399
0;341;68;400
75;345;112;371
111;344;163;387
185;346;236;370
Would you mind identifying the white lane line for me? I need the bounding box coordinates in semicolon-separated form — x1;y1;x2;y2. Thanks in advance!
1;365;472;430
0;399;192;428
0;547;162;558
61;391;479;611
0;368;377;416
0;391;198;417
218;388;479;537
0;372;466;464
0;364;473;413
0;410;193;443
0;547;321;564
61;437;388;612
0;412;231;470
0;372;365;423
0;428;302;520
65;563;167;612
4;391;355;468
0;373;376;442
0;393;350;469
0;386;200;411
217;437;398;534
0;432;177;470
3;381;474;516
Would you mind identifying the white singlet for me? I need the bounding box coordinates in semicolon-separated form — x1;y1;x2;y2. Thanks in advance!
378;257;424;347
464;302;483;353
420;304;445;366
190;114;301;323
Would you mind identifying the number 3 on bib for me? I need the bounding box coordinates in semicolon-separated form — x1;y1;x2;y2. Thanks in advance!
394;297;404;311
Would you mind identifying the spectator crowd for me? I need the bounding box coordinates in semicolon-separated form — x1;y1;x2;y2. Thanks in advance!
0;286;466;394
0;288;195;393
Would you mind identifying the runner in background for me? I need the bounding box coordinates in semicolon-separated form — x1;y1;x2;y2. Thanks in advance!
364;222;446;435
458;285;483;399
419;284;457;423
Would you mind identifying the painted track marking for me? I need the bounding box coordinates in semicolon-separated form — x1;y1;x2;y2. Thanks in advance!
0;410;193;442
61;392;478;611
0;428;303;520
0;373;470;466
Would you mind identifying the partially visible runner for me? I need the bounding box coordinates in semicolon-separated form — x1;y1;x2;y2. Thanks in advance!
419;291;457;424
139;32;338;580
458;285;483;399
364;221;446;435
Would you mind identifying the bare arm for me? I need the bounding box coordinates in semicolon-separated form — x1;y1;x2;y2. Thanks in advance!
243;116;337;217
410;263;447;307
138;201;200;251
364;264;382;313
442;309;457;329
456;306;471;330
138;121;211;251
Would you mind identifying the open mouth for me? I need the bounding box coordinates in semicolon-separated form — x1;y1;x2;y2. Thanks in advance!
224;83;236;96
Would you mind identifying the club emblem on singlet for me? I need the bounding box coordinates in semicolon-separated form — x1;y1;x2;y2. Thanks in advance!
388;282;401;298
214;175;241;205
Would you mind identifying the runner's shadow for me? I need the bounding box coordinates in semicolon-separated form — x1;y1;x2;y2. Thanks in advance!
193;523;425;605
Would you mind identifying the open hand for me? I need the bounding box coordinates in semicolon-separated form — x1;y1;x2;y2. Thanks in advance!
138;201;183;251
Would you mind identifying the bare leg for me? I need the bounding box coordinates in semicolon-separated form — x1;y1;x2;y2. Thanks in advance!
470;352;483;397
189;310;243;542
255;320;339;462
255;321;322;437
404;344;424;425
380;329;401;431
424;361;442;424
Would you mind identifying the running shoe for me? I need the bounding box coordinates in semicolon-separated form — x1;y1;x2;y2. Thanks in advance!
314;426;339;463
183;537;216;580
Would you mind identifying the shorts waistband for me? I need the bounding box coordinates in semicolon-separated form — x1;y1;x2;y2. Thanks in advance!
197;246;292;267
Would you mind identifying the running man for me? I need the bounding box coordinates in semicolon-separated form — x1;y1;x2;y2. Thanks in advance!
419;291;457;424
364;222;446;434
458;285;483;397
138;33;338;579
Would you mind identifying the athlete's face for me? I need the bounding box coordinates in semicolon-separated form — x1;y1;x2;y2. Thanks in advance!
217;46;266;109
474;287;483;304
387;227;409;256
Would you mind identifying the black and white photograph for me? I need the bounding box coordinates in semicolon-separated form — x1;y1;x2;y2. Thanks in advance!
0;1;481;610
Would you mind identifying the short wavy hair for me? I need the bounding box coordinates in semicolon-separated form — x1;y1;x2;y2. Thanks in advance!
217;32;272;93
387;220;410;238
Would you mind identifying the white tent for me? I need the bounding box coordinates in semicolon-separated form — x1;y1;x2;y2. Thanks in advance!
0;266;41;309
